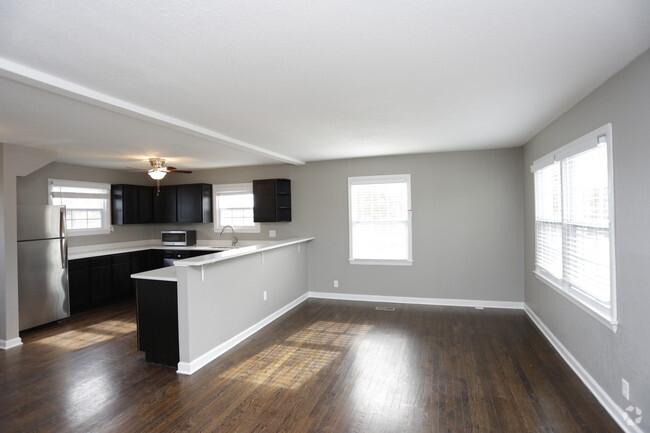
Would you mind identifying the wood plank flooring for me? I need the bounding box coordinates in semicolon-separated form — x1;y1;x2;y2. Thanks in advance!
0;299;622;432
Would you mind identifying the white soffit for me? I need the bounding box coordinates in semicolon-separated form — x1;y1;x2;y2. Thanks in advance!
0;0;649;170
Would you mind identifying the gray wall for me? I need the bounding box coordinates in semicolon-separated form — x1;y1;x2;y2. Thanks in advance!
523;49;650;428
1;144;57;344
18;148;525;303
17;162;155;247
176;148;525;302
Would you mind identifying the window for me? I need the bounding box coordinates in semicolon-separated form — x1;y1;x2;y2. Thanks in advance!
348;174;412;265
48;179;111;236
531;124;617;329
213;183;260;233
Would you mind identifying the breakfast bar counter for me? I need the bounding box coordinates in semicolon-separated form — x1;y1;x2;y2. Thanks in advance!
130;237;313;373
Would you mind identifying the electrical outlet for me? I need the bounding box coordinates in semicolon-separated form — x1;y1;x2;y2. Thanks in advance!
622;378;630;400
269;230;276;238
263;291;268;301
333;280;339;288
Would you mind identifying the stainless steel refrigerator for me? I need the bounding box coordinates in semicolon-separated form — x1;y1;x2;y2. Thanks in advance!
17;205;70;331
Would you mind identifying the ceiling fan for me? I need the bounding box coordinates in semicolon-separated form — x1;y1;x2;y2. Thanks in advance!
142;158;192;194
146;158;192;180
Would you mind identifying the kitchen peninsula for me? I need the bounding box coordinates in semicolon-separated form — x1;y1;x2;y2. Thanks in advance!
130;237;313;375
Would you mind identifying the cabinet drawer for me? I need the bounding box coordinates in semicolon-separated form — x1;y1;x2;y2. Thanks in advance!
111;253;130;264
90;256;112;267
69;258;90;271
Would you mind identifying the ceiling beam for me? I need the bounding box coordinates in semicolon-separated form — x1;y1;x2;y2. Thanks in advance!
0;57;305;166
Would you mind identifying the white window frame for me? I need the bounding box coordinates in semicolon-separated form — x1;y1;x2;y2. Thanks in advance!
213;183;261;233
348;174;413;266
48;179;111;236
531;124;617;331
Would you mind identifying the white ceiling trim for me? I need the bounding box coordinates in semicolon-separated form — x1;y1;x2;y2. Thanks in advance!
0;57;305;166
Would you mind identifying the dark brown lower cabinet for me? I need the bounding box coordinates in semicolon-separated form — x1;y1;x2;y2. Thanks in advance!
69;250;161;314
130;250;151;292
111;253;132;297
69;249;211;317
69;258;91;315
90;256;112;303
135;279;179;367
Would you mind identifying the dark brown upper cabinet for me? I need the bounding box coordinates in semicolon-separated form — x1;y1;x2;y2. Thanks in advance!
177;184;213;223
153;185;178;223
112;184;153;225
113;183;212;224
253;178;291;222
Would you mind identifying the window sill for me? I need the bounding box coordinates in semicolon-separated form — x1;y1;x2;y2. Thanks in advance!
67;229;111;237
534;271;618;332
349;259;413;266
213;226;261;234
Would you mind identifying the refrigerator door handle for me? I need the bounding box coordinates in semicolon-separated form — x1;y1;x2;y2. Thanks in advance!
59;206;66;238
60;238;67;269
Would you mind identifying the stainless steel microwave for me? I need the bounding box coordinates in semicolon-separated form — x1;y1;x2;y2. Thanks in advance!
161;230;196;246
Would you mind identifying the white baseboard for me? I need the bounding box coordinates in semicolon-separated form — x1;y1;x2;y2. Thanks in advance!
177;291;522;375
524;305;642;433
172;290;637;433
177;293;309;375
0;337;23;350
308;291;524;310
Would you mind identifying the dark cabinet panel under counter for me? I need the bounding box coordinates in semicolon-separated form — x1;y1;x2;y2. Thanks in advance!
69;258;91;315
135;279;179;367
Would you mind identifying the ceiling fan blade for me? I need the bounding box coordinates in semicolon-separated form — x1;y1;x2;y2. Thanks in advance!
168;169;193;174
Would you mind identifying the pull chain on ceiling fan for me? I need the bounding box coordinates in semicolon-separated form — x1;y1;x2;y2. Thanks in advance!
146;158;192;194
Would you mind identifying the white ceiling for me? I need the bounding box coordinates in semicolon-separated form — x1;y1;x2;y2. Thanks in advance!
1;0;649;171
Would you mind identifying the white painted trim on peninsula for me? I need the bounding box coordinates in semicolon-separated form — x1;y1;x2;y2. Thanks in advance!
308;291;524;309
0;338;23;350
0;57;304;166
524;305;642;433
177;293;309;375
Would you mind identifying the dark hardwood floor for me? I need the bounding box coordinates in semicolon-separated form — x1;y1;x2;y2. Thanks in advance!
0;299;621;432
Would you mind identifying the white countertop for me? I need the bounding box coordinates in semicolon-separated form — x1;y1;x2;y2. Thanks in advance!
174;237;313;267
129;237;314;282
131;266;178;282
68;239;272;260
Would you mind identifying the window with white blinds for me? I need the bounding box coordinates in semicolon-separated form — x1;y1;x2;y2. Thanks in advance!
213;183;260;233
348;174;412;265
49;179;111;235
531;124;616;329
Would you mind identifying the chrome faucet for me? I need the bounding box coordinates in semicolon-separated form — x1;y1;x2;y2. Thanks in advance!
219;225;238;246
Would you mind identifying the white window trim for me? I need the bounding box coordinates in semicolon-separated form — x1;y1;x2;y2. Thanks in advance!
531;124;617;332
48;179;112;236
213;182;261;233
348;174;413;266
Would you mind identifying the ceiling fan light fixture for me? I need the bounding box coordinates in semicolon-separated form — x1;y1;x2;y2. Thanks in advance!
148;170;166;180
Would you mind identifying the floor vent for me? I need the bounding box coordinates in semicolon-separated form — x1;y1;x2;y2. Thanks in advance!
375;306;395;311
